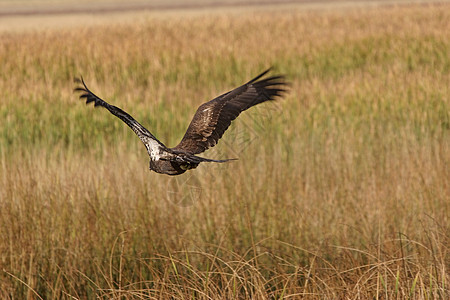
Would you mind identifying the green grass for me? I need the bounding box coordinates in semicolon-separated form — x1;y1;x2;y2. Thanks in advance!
0;4;449;299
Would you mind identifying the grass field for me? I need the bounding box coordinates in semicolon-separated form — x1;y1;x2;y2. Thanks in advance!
0;3;449;299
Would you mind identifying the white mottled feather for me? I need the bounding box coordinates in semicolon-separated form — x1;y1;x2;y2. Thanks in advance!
145;140;162;161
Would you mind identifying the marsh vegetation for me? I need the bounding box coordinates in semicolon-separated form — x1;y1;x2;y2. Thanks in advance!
0;4;448;299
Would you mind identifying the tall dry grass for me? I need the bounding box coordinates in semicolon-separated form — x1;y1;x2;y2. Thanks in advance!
0;4;449;299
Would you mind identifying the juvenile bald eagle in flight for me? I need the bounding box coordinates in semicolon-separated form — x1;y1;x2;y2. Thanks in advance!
75;69;287;175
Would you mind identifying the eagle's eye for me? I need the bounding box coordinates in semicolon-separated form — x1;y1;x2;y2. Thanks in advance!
180;164;191;170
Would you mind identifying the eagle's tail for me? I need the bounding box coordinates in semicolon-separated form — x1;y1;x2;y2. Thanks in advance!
196;156;237;163
182;154;237;164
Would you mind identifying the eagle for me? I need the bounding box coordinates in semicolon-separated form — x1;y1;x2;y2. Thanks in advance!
75;69;287;175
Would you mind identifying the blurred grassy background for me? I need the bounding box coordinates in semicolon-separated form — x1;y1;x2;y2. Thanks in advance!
0;3;448;299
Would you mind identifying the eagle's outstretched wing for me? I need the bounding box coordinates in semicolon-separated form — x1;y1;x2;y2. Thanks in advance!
74;78;167;160
173;68;287;155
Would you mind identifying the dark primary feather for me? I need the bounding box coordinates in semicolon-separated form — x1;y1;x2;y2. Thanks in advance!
173;68;288;154
74;78;165;150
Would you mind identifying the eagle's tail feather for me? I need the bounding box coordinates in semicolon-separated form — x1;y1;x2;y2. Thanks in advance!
180;154;237;164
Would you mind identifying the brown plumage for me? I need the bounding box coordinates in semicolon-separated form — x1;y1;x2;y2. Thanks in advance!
75;68;288;175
